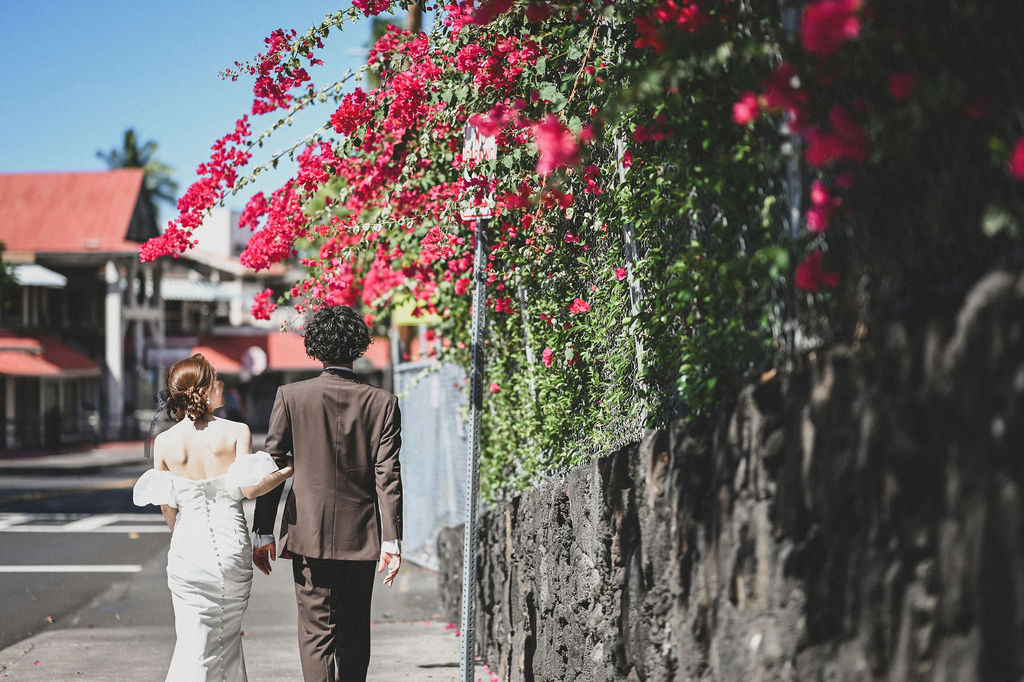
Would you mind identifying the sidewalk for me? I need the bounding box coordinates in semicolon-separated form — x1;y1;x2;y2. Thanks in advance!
0;538;488;681
0;442;149;476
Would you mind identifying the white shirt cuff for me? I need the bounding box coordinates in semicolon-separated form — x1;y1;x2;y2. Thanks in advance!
380;539;401;556
252;533;275;548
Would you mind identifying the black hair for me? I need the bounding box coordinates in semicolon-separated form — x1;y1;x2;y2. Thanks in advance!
303;305;371;365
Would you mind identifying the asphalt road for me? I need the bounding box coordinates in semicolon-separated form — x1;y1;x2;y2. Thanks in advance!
0;459;169;650
0;455;450;662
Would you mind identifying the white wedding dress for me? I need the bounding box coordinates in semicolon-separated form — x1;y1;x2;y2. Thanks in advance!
133;452;279;682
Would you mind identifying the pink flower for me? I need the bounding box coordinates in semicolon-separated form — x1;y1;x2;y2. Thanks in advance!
526;3;552;22
732;91;760;125
634;1;710;54
330;88;371;136
568;298;590;314
615;267;627;280
489;382;501;393
800;0;862;57
469;103;516;137
795;249;840;292
803;105;867;167
251;288;277;320
887;72;917;101
762;63;808;130
352;0;392;16
542;347;553;367
472;0;514;25
1009;137;1024;180
533;115;581;175
806;180;839;234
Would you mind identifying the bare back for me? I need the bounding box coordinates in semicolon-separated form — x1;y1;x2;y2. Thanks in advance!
154;417;252;481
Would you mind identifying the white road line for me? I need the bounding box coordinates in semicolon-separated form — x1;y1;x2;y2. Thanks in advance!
61;514;120;531
0;513;31;530
0;564;142;573
0;525;168;533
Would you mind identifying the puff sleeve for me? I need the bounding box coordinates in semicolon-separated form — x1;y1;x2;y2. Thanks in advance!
225;451;280;499
133;469;177;508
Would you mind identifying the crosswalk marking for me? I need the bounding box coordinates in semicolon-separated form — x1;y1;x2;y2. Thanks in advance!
0;564;143;573
61;513;122;531
0;513;168;533
0;513;31;530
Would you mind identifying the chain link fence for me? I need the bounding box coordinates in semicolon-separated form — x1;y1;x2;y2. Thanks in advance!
394;360;468;570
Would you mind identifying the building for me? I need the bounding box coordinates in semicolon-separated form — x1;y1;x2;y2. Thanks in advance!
0;171;394;449
0;169;161;448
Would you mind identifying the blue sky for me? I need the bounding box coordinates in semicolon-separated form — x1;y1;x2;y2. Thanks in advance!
0;1;417;214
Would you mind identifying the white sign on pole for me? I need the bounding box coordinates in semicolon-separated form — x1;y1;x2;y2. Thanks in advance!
460;121;498;221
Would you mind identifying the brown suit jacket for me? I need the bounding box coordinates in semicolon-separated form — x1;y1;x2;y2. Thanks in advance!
252;370;403;561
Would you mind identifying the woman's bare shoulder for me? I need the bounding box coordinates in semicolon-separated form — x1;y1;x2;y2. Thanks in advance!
213;417;251;436
152;426;184;467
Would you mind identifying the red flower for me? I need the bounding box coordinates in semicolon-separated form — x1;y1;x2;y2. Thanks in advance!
488;382;501;393
525;2;552;22
800;0;863;57
251;288;277;320
732;91;760;125
330;88;371;136
762;63;808;130
635;1;710;54
542;347;553;367
533;115;581;175
887;71;917;101
568;298;590;314
803;105;867;167
469;103;515;137
473;0;514;25
795;249;840;292
1009;137;1024;180
806;180;840;233
352;0;393;16
615;267;627;280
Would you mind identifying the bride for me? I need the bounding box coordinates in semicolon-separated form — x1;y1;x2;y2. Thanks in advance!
133;353;292;681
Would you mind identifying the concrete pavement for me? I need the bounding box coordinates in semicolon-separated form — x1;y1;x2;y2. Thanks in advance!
0;444;492;681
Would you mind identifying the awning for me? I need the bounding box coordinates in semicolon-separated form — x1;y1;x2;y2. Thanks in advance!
161;277;234;302
0;329;100;377
12;264;67;288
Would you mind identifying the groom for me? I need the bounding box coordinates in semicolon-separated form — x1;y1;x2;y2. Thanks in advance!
251;305;403;682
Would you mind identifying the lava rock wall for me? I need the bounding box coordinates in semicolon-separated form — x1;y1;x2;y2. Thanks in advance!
438;270;1024;681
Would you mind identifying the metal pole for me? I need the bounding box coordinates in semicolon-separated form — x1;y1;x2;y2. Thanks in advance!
459;217;488;682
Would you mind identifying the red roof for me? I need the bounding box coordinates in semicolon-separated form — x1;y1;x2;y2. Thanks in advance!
0;169;146;255
189;332;390;373
0;329;100;377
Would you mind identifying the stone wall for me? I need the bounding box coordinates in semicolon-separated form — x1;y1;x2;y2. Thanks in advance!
437;270;1024;681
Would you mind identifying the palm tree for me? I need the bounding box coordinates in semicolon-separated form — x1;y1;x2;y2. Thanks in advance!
97;129;179;219
405;0;424;32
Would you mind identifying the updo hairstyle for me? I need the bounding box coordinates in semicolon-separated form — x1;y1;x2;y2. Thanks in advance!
165;354;217;425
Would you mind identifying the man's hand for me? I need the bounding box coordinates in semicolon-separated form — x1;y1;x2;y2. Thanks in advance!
253;541;277;575
377;552;401;587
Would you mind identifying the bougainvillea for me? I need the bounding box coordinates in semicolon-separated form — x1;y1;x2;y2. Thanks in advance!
143;1;1024;499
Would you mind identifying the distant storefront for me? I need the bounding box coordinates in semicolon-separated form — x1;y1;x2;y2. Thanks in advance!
0;329;101;449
